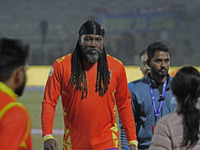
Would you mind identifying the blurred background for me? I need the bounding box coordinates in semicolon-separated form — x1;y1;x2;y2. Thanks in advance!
1;0;200;66
1;0;200;149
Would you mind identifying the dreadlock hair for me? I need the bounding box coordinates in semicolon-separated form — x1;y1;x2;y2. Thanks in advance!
70;20;110;99
172;66;200;148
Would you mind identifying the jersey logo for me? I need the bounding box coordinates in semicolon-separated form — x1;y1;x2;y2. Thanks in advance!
49;67;54;76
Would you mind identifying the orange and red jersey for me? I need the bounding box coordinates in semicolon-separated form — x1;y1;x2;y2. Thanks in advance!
0;82;32;150
42;54;137;149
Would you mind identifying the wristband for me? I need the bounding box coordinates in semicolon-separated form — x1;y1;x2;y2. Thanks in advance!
43;134;55;142
127;140;138;147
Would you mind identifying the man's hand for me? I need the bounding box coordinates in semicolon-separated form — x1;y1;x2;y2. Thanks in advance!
44;138;59;150
129;144;137;150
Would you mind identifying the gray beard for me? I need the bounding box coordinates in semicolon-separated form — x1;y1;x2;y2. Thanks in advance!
84;53;100;64
81;47;103;64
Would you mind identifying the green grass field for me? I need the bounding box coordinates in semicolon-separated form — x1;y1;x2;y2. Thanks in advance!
18;87;121;150
18;88;64;150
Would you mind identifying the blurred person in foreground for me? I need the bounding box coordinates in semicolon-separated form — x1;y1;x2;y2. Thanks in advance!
41;20;137;150
120;48;150;149
149;66;200;150
129;42;177;149
0;38;32;150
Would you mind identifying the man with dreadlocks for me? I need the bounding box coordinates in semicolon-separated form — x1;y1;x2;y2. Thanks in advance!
41;20;137;150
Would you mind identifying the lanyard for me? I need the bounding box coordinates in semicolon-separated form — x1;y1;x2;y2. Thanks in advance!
148;78;167;120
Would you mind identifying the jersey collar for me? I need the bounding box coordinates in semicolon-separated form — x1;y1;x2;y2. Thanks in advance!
0;82;17;100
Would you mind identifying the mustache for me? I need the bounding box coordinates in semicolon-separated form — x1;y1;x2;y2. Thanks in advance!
159;67;167;72
84;48;102;54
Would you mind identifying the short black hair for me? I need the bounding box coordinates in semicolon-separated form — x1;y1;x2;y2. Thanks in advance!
147;41;170;64
0;38;29;82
